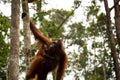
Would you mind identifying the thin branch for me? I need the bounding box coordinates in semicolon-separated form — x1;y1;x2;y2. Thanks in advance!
57;1;81;29
110;0;120;11
57;9;74;29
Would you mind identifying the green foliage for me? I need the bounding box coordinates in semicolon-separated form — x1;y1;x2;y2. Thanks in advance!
40;19;65;38
0;13;10;79
66;22;87;46
97;13;106;26
86;0;100;20
84;66;104;80
65;0;116;79
33;9;71;39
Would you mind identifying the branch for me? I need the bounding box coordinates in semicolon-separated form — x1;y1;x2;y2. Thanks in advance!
110;0;120;11
57;9;74;29
57;1;81;29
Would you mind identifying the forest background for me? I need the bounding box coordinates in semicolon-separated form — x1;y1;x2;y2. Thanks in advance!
0;0;120;80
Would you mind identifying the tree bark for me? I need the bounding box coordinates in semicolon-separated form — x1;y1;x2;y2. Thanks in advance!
22;0;31;71
104;0;120;80
102;54;106;80
8;0;20;80
114;0;120;47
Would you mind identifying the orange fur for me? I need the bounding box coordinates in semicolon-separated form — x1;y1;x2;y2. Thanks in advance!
33;74;38;80
22;14;68;80
30;20;52;45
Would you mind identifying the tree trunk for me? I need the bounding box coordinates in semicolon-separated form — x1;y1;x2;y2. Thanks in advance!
114;0;120;47
102;54;106;80
104;0;120;80
93;37;97;80
22;0;31;71
8;0;20;80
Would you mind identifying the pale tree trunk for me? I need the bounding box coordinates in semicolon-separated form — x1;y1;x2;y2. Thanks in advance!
8;0;20;80
93;37;96;80
102;53;106;80
22;0;31;71
104;0;120;80
102;45;107;80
